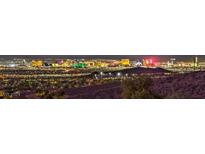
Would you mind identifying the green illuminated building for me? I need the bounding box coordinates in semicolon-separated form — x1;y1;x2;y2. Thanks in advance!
72;63;87;68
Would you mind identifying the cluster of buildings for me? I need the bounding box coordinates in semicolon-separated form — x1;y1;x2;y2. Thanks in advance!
31;59;133;68
0;58;28;67
0;57;155;69
156;56;203;68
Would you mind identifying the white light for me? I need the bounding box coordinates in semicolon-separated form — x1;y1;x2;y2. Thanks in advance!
100;72;103;75
135;62;142;67
9;64;16;67
117;72;121;76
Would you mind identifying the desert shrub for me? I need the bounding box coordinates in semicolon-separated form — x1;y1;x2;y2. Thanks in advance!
121;76;160;99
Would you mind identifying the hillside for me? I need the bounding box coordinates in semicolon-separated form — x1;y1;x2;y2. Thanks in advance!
64;71;205;99
151;71;205;99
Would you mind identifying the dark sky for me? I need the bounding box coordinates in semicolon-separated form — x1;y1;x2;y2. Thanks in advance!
0;55;204;62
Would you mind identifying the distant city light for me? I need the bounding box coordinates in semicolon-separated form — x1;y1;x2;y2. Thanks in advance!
9;64;16;67
143;58;155;67
117;72;121;76
136;62;142;66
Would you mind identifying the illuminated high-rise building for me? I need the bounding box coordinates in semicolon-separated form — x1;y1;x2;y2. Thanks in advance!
143;59;155;67
31;60;43;67
194;56;198;67
120;59;130;66
84;61;95;67
170;58;176;65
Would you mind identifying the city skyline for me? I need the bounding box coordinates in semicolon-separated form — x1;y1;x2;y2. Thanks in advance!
0;55;205;62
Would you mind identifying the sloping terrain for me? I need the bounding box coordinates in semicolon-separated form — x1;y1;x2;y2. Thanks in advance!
64;71;205;99
151;71;205;99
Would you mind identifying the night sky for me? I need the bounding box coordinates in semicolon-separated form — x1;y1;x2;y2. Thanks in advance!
0;55;205;62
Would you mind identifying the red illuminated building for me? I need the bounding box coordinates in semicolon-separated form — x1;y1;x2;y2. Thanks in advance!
143;59;155;67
